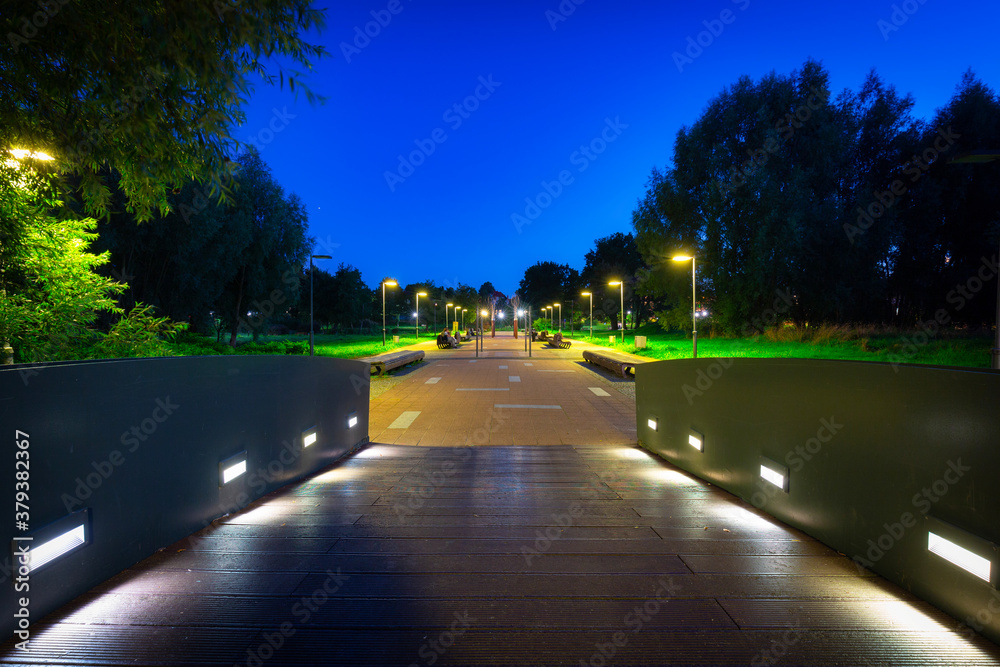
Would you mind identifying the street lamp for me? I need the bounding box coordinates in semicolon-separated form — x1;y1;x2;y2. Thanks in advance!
461;308;467;329
581;292;593;338
949;150;1000;369
415;291;427;338
446;303;453;331
308;254;332;356
672;255;697;358
608;281;625;342
552;303;562;332
381;279;397;346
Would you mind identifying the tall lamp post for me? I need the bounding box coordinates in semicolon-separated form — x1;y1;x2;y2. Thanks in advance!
581;292;593;338
672;254;698;358
608;281;625;342
552;303;562;332
381;279;397;346
308;255;332;356
446;303;453;331
949;150;1000;369
415;291;427;338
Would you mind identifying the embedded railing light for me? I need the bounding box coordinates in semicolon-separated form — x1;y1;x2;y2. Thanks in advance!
348;412;358;428
760;465;784;488
759;456;788;492
303;429;318;448
688;432;703;451
219;451;248;486
647;418;658;431
928;532;992;583
28;524;86;573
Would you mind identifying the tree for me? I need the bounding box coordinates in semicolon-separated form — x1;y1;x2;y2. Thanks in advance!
215;149;311;344
631;60;931;332
517;261;578;313
1;0;327;220
582;232;645;329
0;156;139;361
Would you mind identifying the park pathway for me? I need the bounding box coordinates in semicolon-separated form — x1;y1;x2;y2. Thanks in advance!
369;330;639;446
2;332;998;665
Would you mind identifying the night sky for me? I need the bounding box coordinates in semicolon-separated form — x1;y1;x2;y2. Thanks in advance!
240;0;1000;295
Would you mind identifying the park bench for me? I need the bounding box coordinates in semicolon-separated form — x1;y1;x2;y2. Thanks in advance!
362;349;425;376
532;330;549;342
546;332;572;349
436;333;460;349
583;349;646;378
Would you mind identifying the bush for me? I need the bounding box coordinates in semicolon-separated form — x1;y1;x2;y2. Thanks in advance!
90;303;181;359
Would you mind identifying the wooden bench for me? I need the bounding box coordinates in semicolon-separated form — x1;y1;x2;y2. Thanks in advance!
583;349;646;378
546;332;571;349
532;330;549;342
362;349;425;376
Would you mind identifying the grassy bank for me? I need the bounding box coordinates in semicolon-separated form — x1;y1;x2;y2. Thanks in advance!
578;325;993;369
165;325;993;369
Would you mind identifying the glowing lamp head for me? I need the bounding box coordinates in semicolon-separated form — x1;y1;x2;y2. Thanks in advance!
608;281;622;286
9;148;54;161
672;255;693;262
417;292;427;296
383;280;397;287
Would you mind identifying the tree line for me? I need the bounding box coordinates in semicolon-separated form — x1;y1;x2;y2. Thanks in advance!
632;60;1000;333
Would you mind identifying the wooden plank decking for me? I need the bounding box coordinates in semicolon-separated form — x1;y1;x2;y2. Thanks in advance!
4;443;999;665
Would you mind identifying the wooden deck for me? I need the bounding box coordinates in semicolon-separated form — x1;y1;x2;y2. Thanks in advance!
4;443;999;665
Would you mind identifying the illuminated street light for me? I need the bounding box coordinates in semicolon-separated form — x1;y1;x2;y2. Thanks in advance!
446;303;454;330
309;255;332;356
608;281;624;343
416;291;427;338
381;279;397;346
552;303;562;332
581;292;593;339
672;255;697;358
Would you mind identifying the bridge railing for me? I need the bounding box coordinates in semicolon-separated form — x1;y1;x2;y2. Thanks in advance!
636;358;1000;645
0;355;370;641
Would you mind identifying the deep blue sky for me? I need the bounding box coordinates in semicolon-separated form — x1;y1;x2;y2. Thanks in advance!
240;0;1000;295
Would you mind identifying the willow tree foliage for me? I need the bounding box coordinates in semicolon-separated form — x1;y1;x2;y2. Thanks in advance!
633;60;999;331
1;0;326;220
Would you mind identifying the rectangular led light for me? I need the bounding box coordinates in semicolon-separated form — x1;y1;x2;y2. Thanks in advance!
688;434;702;451
219;450;248;486
29;525;86;573
647;418;657;431
928;531;992;583
760;464;784;488
222;460;246;484
759;456;789;492
348;413;358;428
303;431;318;447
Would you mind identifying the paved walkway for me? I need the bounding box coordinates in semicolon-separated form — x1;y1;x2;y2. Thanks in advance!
370;331;641;446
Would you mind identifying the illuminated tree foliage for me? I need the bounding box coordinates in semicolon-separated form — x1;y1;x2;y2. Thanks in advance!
0;0;326;220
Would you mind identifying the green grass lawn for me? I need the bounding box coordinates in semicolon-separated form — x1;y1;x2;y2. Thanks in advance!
166;325;993;369
569;326;993;369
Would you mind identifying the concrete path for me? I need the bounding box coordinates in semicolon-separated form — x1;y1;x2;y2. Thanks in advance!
369;331;642;446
